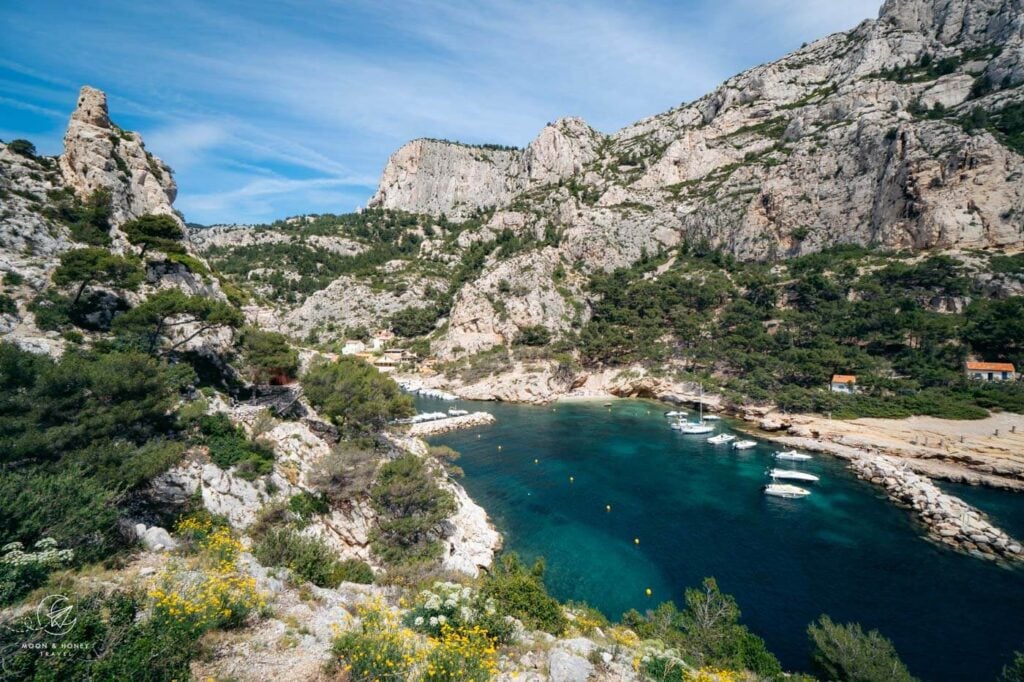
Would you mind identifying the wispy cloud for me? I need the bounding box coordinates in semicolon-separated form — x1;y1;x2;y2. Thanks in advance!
0;0;880;224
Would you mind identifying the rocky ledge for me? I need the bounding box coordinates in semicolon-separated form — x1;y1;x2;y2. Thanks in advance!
408;412;496;436
849;454;1023;563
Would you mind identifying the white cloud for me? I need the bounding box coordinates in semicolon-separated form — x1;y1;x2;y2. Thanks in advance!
0;0;885;223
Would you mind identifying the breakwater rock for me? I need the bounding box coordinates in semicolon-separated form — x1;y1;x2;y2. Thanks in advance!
850;455;1023;563
408;411;496;436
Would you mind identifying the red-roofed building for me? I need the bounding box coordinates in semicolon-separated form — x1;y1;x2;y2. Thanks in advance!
965;361;1017;382
830;374;857;394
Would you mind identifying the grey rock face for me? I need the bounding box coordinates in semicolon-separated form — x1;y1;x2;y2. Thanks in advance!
59;86;180;228
370;0;1024;264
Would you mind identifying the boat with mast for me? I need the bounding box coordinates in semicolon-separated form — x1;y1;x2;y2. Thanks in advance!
671;385;714;434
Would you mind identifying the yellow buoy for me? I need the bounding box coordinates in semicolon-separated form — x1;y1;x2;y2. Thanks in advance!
606;504;612;512
634;537;640;545
645;588;652;597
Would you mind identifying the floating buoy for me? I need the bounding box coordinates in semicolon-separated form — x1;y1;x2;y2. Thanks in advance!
634;537;640;545
569;476;575;483
645;588;652;597
606;504;612;512
534;458;539;464
497;445;502;450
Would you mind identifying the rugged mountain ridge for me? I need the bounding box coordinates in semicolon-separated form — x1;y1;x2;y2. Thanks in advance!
370;0;1023;264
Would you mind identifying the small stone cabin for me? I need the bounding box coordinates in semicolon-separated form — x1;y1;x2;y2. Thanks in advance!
965;361;1017;382
830;374;857;394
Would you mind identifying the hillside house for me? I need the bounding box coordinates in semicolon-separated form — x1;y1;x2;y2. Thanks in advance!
830;374;857;394
341;340;366;355
965;361;1017;382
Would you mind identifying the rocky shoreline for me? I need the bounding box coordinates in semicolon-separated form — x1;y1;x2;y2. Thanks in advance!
407;411;496;436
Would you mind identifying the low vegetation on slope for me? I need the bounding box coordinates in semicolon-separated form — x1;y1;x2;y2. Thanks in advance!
575;245;1024;418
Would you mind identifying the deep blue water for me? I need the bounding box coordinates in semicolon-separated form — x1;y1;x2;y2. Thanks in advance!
422;397;1024;682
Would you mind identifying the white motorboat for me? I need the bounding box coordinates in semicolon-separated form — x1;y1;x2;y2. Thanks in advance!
447;408;469;417
702;415;722;421
763;483;811;499
732;440;757;450
769;469;819;483
673;420;714;434
664;410;687;418
775;450;813;461
707;433;736;445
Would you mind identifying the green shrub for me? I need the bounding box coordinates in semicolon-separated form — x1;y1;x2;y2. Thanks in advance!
515;324;552;346
1001;649;1024;682
480;554;567;635
122;213;185;255
0;538;74;606
622;578;780;677
2;271;23;286
390;305;442;337
287;491;329;521
0;293;15;315
0;590;200;681
370;455;456;565
6;138;37;157
253;526;373;586
302;356;414;436
194;413;275;480
239;326;299;384
808;615;917;682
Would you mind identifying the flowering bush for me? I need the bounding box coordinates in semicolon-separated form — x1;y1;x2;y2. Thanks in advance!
334;596;500;682
148;561;262;635
0;538;74;606
148;524;262;636
421;624;498;682
333;596;423;681
405;581;518;644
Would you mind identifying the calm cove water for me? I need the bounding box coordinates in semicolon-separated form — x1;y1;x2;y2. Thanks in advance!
422;397;1024;682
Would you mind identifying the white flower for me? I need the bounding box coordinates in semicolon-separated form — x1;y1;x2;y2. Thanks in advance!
414;617;424;626
437;615;447;624
429;616;439;627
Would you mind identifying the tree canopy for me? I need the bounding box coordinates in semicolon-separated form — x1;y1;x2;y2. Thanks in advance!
52;247;144;303
113;288;243;354
122;214;186;255
301;356;414;436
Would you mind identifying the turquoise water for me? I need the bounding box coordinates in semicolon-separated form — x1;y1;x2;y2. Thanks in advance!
423;397;1024;681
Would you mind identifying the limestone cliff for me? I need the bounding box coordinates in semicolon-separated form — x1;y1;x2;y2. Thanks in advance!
370;0;1024;262
59;86;180;228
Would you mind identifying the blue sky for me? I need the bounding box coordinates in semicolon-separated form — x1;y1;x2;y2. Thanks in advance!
0;0;880;225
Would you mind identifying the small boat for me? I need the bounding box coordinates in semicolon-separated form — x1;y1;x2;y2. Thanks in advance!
664;410;686;418
775;450;813;461
707;433;736;445
763;483;811;499
702;415;722;421
769;469;819;483
732;440;757;450
447;408;469;417
603;402;613;407
673;421;714;434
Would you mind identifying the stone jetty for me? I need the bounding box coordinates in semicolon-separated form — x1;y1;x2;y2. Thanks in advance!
408;412;495;437
849;455;1023;562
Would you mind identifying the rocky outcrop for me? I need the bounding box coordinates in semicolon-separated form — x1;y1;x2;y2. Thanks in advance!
59;86;180;229
370;0;1024;264
370;118;606;219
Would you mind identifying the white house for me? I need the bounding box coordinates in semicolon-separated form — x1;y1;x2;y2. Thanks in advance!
341;340;366;355
965;361;1017;382
830;374;857;394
